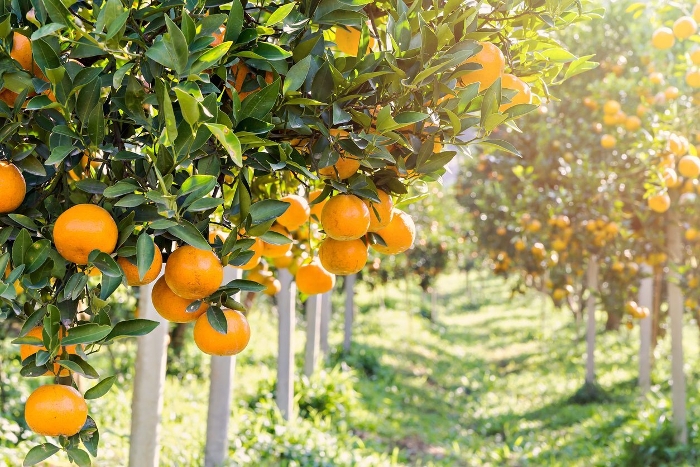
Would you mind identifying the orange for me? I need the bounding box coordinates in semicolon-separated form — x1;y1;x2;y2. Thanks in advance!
295;260;335;295
321;194;370;240
649;72;664;85
277;194;310;231
262;276;281;296
318;237;368;275
669;134;689;156
366;190;394;232
164;245;223;300
237;237;264;270
648;192;671;213
262;224;293;258
117;247;163;286
193;309;250;356
19;327;77;377
625;115;641;131
600;134;616;149
499;74;532;112
318;156;361;180
335;26;374;56
652;27;675;49
309;189;328;221
273;251;294;269
370;209;416;255
211;26;226;47
603;100;621;115
0;161;25;213
687;69;700;88
678;155;700;178
665;86;680;100
24;385;88;437
691;48;700;65
53;204;119;265
459;41;505;92
151;276;208;323
673;16;697;39
10;32;32;72
694;3;700;22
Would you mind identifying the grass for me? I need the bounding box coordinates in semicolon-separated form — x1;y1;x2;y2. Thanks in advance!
2;268;700;465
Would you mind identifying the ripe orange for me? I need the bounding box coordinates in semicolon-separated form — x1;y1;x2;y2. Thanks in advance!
665;86;680;100
673;16;697;39
335;26;374;56
25;385;88;437
211;26;226;47
649;72;664;85
321;194;370;240
53;204;119;265
669;134;689;156
296;260;335;295
262;224;293;258
10;32;32;72
691;48;700;65
366;190;394;232
151;276;208;323
117;247;163;286
370;209;416;255
601;134;616;149
273;251;294;269
499;74;532;112
262;276;281;296
652;27;675;49
687;69;700;88
648;192;671;213
193;309;250;356
19;326;77;377
625;115;641;132
318;156;361;180
277;194;310;231
309;189;328;221
318;237;368;275
0;161;25;213
603;100;621;115
679;155;700;178
164;245;223;300
694;3;700;22
460;41;505;92
237;237;264;270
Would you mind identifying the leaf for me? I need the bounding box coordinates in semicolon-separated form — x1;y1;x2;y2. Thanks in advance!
75;179;108;195
190;43;232;75
136;234;155;282
222;279;266;292
23;443;60;466
174;87;200;127
61;324;112;345
167;223;211;251
283;56;311;95
102;319;159;343
239;79;280;120
267;2;297;26
225;0;244;43
31;24;66;40
480;139;521;156
66;448;91;467
45;145;74;165
12;229;31;267
25;240;51;274
260;230;293;245
84;375;117;400
207;307;228;335
204;124;242;166
145;16;188;75
249;199;290;224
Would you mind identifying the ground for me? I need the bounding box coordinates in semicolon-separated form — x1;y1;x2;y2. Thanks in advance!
1;269;699;466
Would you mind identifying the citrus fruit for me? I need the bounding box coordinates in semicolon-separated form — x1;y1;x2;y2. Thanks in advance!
648;192;671;213
309;189;328;221
603;100;621;115
296;260;335;295
687;69;700;88
649;72;664;85
366;190;394;232
321;194;370;240
262;276;281;296
0;161;26;213
211;26;226;47
10;32;32;72
370;209;416;255
193;309;250;356
335;26;374;56
499;74;532;112
679;155;700;178
691;48;700;65
625;115;641;131
273;251;295;269
117;247;163;286
262;224;293;258
19;327;77;377
460;41;505;92
164;245;223;300
601;134;616;149
24;385;88;437
151;276;208;323
652;27;675;49
277;194;310;231
673;16;697;39
318;156;361;180
319;237;368;275
53;204;119;265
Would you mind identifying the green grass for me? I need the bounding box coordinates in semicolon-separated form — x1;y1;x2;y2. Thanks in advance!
2;269;700;466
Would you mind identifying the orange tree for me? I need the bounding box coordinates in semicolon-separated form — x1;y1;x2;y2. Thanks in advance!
0;0;597;464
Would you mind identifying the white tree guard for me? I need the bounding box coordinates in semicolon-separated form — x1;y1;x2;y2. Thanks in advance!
275;268;296;420
638;264;653;395
204;267;242;467
585;257;598;385
343;274;356;353
304;294;322;377
129;266;169;467
666;223;687;443
319;291;331;355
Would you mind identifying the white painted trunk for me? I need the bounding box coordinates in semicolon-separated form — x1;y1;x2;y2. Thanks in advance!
585;257;598;385
304;295;322;377
666;222;687;444
319;291;331;355
343;274;356;353
638;264;653;395
129;266;169;467
275;269;296;420
204;267;242;467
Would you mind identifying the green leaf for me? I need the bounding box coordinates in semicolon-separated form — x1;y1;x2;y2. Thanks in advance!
84;375;117;400
266;3;297;26
174;87;200;127
31;24;65;41
23;443;60;466
75;179;108;195
240;79;281;120
191;43;232;75
260;230;293;245
145;16;189;75
167;223;211;250
225;0;244;43
25;240;51;274
204;124;242;166
8;214;39;231
46;146;75;165
283;56;311;95
12;229;31;267
66;448;91;467
207;307;228;335
62;324;112;345
480;139;521;156
136;234;155;282
102;319;159;343
222;279;266;292
249;199;290;224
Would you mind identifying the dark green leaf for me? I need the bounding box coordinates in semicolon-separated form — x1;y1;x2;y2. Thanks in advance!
84;375;117;400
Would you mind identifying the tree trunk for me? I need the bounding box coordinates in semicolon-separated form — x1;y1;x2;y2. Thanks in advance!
585;257;598;385
638;264;653;395
604;311;621;331
169;323;187;357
